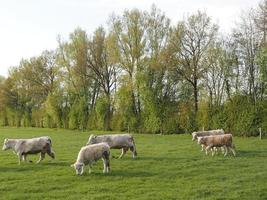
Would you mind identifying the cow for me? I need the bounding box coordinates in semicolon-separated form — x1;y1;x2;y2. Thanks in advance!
87;134;137;159
2;136;55;164
197;134;236;156
71;143;110;175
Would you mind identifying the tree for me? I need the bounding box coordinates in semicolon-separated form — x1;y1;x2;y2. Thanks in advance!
169;11;218;118
110;9;146;130
255;0;267;46
233;9;262;104
58;28;96;130
87;27;117;130
141;5;177;134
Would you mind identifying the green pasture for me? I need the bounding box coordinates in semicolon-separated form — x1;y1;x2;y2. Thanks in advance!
0;128;266;200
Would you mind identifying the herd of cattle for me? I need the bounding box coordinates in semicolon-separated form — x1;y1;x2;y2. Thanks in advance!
2;129;235;175
192;129;236;157
2;134;137;175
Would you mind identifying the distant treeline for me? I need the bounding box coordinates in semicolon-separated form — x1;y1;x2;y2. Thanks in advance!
0;2;266;136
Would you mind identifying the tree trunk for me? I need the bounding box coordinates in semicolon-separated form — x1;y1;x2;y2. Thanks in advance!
104;95;112;131
193;79;198;114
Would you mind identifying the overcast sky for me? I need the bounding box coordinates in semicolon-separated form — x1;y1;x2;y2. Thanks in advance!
0;0;260;77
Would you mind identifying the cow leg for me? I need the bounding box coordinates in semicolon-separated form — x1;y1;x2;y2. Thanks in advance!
214;147;218;156
102;158;107;173
17;153;22;165
224;147;229;157
37;152;45;164
102;150;110;173
229;147;236;157
106;159;110;173
211;147;216;156
22;155;33;163
215;147;219;155
206;146;212;155
118;148;128;159
47;148;55;159
22;154;28;162
201;145;204;151
221;146;225;154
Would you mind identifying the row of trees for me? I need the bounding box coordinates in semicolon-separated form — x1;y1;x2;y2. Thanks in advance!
0;1;266;135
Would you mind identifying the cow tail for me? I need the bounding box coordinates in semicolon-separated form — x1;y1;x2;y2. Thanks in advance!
131;136;137;156
47;137;52;147
102;150;110;160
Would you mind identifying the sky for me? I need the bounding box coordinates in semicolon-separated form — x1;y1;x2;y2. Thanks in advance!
0;0;260;77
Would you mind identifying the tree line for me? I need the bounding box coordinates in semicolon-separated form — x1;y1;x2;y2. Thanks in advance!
0;2;266;135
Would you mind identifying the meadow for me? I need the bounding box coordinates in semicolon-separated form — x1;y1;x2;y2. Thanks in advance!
0;127;266;200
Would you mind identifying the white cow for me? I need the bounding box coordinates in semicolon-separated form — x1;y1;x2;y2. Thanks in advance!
2;136;55;164
71;143;110;175
87;134;137;159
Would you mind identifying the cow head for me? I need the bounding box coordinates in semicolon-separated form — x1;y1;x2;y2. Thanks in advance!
71;162;84;175
86;134;97;145
197;137;204;145
192;132;197;141
2;139;10;151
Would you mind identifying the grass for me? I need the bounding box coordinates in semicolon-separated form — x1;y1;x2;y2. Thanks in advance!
0;127;266;200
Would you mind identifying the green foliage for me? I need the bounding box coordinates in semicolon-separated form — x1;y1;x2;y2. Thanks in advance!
31;108;45;127
141;88;160;133
45;94;63;128
0;6;266;136
256;47;267;96
210;106;228;131
225;96;254;136
258;100;267;132
95;96;110;130
177;101;196;133
68;96;88;130
114;82;139;132
197;101;211;130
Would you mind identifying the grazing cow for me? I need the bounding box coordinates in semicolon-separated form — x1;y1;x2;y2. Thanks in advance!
2;136;55;165
197;134;236;157
71;143;110;175
87;134;137;159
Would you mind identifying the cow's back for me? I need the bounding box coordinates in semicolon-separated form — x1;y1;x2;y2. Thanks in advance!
97;134;132;149
21;137;50;154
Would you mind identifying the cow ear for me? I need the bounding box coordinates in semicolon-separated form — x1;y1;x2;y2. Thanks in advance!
93;135;97;139
70;164;74;168
4;138;8;142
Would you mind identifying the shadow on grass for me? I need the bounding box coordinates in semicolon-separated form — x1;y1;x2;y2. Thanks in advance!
237;150;267;158
133;156;178;162
0;165;44;172
41;161;70;167
0;160;70;172
87;170;155;178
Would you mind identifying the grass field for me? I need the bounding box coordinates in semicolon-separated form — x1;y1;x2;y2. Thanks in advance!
0;127;266;200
